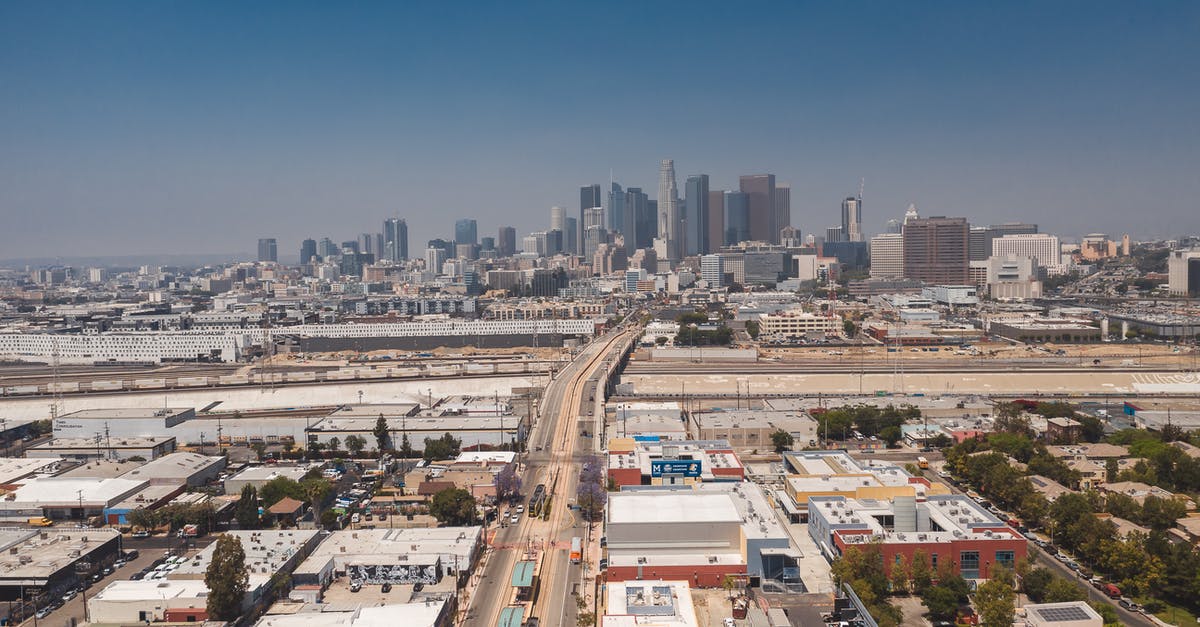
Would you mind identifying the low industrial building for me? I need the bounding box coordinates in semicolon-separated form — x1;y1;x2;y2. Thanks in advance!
254;600;451;627
170;530;322;610
117;451;227;487
52;407;195;439
224;464;316;494
0;457;61;485
689;411;819;449
0;528;122;601
603;580;699;627
808;494;1027;581
88;579;213;624
987;319;1100;343
25;435;178;461
305;415;522;452
604;482;793;587
607;439;745;488
1;476;150;520
291;527;482;588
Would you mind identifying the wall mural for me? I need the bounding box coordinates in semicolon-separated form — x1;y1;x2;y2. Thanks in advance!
348;562;441;585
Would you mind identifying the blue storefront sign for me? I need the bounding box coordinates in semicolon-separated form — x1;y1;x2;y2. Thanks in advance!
651;459;701;477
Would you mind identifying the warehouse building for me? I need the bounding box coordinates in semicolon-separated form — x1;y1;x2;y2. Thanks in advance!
170;530;322;610
291;527;482;589
118;451;227;487
223;465;316;494
689;411;819;449
26;435;178;461
53;407;194;439
606;440;744;488
88;579;213;624
0;528;122;601
1;476;150;521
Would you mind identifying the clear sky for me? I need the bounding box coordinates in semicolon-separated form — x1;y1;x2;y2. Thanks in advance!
2;1;1198;260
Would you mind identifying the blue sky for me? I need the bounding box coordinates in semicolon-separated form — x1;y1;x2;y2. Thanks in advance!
2;2;1198;259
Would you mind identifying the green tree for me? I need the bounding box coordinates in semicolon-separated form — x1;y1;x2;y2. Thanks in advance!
205;534;249;621
235;485;260;529
1105;457;1118;483
974;566;1015;627
745;320;760;339
374;414;390;451
250;441;267;461
327;437;340;453
1043;577;1086;603
909;549;932;595
423;432;462;461
889;553;911;594
770;429;794;453
1021;567;1054;603
879;425;903;447
400;432;414;459
345;434;366;456
128;507;157;532
429;487;477;526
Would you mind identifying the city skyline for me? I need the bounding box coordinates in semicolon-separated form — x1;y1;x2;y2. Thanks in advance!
3;2;1199;259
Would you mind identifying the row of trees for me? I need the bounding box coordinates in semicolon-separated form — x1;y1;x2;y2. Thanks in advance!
233;472;334;530
577;454;607;522
128;501;217;534
813;403;923;445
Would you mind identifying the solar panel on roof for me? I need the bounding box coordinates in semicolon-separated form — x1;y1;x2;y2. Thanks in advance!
1030;605;1093;621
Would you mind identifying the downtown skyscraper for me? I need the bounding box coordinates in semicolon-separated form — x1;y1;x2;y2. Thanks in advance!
841;195;863;242
684;174;709;256
657;159;680;261
257;238;277;263
739;174;776;244
383;218;408;262
580;184;601;256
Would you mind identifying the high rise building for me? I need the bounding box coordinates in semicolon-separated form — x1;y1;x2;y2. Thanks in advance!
869;233;904;279
318;237;339;259
707;190;725;255
983;222;1038;261
550;206;566;233
991;234;1060;270
968;226;989;261
642;200;659;249
425;246;447;274
684;174;709;256
774;184;791;237
1168;250;1200;296
608;183;625;247
701;254;725;287
300;239;317;265
580;184;602;254
841;196;863;242
257;238;277;263
624;187;652;249
564;217;578;255
497;226;517;257
454;219;478;246
383;218;408;262
885;219;903;234
358;233;376;257
902;216;969;284
480;236;496;253
724;191;750;246
825;226;844;244
657;160;680;260
739;174;776;243
780;226;802;248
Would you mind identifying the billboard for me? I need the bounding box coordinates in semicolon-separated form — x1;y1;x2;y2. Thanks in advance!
651;459;701;478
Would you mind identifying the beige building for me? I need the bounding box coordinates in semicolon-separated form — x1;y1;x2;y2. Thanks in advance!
690;411;819;449
757;311;841;339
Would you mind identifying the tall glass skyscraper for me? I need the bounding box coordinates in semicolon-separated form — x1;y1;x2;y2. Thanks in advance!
657;159;680;260
454;218;478;246
300;239;317;264
724;191;750;245
257;238;277;263
383;218;408;261
684;174;709;256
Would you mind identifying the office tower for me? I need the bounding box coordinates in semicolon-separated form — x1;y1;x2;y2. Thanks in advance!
657;159;680;260
826;226;844;243
341;240;360;254
608;183;625;245
383;218;408;262
903;204;920;225
358;233;376;257
774;184;791;236
454;219;478;246
318;237;339;259
968;226;989;261
885;219;902;234
623;187;649;249
684;174;709;256
257;238;278;263
841;196;863;242
869;233;904;279
480;236;496;252
425;246;447;274
642;200;658;249
701;254;725;287
991;233;1060;270
564;217;577;256
456;243;478;260
545;229;563;256
739;174;776;243
340;246;365;277
580;184;601;254
902;216;969;284
706;190;725;256
427;238;455;260
497;226;517;257
550;206;566;232
983;222;1038;260
300;239;317;265
724;191;750;246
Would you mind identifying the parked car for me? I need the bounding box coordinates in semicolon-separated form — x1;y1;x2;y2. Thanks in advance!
36;607;53;619
131;530;150;538
413;582;424;592
381;582;392;593
62;589;78;602
350;580;362;593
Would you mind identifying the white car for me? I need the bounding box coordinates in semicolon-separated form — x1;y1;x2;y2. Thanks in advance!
723;619;736;627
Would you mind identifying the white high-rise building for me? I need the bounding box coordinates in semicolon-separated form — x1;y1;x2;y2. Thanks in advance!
991;234;1061;271
424;247;447;274
657;159;680;261
550;206;566;232
701;254;725;287
869;233;904;279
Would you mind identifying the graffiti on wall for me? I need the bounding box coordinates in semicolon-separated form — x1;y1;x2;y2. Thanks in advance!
348;562;441;585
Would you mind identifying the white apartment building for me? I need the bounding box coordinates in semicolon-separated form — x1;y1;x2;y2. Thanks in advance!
869;233;904;279
700;254;724;287
0;331;247;365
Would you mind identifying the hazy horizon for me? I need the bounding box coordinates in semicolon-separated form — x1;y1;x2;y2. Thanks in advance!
3;2;1199;259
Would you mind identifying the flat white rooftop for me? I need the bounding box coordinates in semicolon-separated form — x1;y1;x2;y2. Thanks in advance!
0;457;61;484
10;476;149;507
91;578;210;601
255;601;446;627
608;493;740;525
